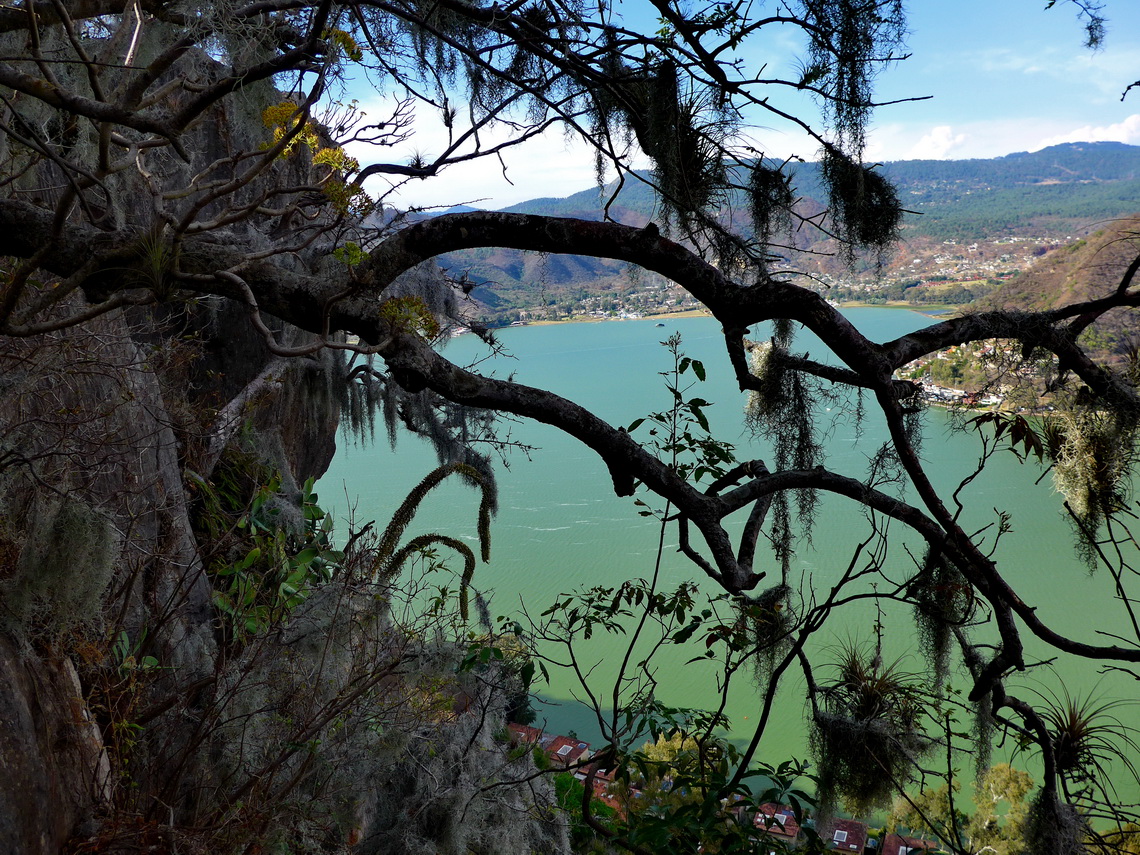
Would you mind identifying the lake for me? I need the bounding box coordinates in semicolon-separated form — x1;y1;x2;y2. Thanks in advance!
320;310;1138;797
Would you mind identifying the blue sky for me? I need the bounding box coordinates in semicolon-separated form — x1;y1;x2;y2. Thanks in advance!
865;1;1140;160
352;0;1140;210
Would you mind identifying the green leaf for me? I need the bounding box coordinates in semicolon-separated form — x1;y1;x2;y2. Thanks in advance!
234;547;262;572
292;546;319;566
672;624;697;644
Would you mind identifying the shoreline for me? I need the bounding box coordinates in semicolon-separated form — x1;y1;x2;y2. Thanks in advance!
834;300;961;318
517;303;947;329
525;308;714;327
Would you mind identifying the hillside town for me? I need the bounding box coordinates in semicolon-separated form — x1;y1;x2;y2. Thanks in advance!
809;234;1072;304
478;234;1071;325
507;724;945;854
895;338;1063;413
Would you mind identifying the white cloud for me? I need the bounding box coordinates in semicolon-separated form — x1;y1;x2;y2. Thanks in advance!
1033;114;1140;149
970;48;1045;76
864;122;973;162
340;95;617;210
961;43;1135;97
1041;43;1140;99
908;125;968;159
867;113;1140;163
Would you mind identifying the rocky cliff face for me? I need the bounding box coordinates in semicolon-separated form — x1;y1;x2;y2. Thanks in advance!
0;25;564;851
0;293;566;854
0;302;223;850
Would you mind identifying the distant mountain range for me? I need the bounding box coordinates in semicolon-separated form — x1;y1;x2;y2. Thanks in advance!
875;141;1140;239
442;142;1140;317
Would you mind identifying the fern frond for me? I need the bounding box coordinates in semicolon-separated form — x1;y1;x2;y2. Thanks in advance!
381;533;476;620
375;462;492;568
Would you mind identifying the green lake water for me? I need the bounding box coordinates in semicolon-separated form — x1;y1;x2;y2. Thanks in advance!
320;310;1138;797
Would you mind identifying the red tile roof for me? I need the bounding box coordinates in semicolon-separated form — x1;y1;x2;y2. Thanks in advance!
585;766;626;817
506;724;592;769
820;817;868;852
545;734;591;766
754;803;801;842
506;723;543;746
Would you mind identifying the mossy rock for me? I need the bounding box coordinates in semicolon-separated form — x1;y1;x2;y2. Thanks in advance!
4;493;116;635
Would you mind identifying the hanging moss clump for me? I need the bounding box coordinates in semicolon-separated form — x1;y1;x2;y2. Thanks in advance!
612;59;733;234
1049;396;1138;566
743;330;825;557
739;584;795;681
1023;790;1088;855
811;643;931;816
820;146;901;259
748;164;795;244
972;696;995;779
743;339;786;423
800;0;906;157
339;353;384;443
908;549;975;685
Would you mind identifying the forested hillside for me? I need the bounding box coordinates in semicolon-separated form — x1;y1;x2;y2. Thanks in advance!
882;143;1140;240
979;215;1140;361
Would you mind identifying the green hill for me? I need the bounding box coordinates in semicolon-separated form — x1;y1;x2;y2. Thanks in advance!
978;215;1140;361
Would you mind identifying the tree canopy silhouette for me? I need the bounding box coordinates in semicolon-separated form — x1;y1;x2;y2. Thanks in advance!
2;0;1140;852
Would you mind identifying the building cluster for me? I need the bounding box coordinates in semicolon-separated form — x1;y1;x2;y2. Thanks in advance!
507;724;945;854
508;723;593;768
751;805;940;855
488;233;1069;324
813;234;1065;297
920;384;1003;408
511;285;703;323
895;338;1061;413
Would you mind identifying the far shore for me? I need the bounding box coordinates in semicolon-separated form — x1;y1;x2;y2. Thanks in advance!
525;308;714;327
837;299;961;318
517;302;952;328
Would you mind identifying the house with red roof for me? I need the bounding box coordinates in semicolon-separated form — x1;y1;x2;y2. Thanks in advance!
506;723;543;747
545;734;591;767
505;724;592;769
821;817;869;852
753;803;802;848
584;764;629;817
